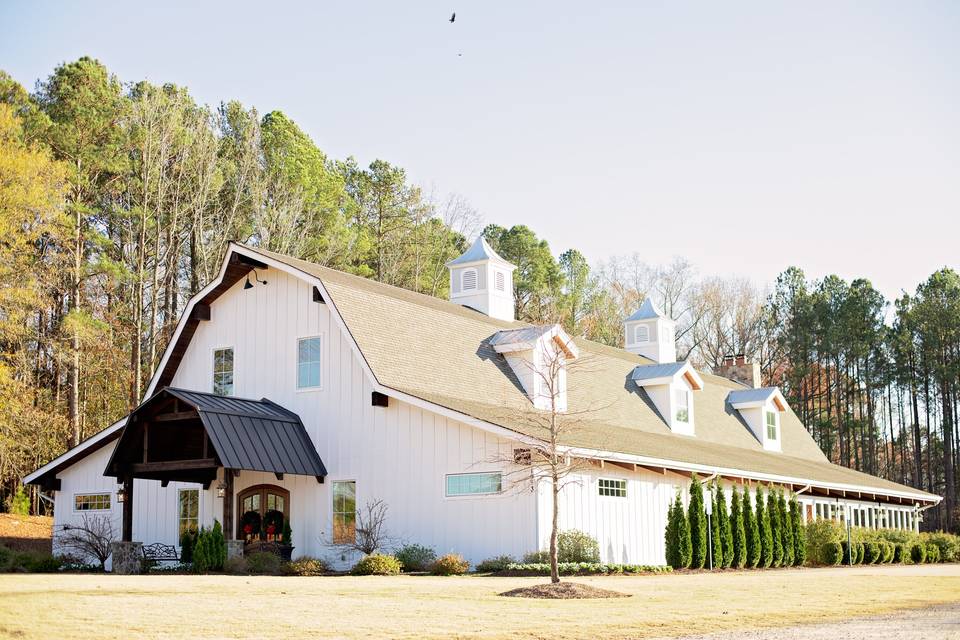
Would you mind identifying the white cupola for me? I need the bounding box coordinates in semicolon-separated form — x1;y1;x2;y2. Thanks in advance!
446;237;516;321
624;298;676;363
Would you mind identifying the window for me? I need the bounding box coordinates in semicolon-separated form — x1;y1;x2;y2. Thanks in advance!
213;347;234;396
297;337;322;389
332;481;356;544
635;325;649;343
674;389;689;423
462;268;478;290
74;493;110;511
445;472;502;497
495;270;505;292
598;478;627;498
178;489;199;539
765;411;778;440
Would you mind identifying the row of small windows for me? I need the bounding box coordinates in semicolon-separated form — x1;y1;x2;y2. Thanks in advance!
212;337;322;397
460;269;507;292
812;502;915;531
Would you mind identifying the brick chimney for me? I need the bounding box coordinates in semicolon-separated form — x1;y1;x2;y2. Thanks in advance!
716;353;761;388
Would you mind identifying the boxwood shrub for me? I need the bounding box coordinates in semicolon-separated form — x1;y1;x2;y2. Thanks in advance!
926;543;941;564
821;541;843;566
431;553;469;576
910;542;927;564
394;544;436;572
474;555;516;573
499;562;672;576
352;553;402;576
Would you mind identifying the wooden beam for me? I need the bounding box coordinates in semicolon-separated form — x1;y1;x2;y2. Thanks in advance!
606;460;634;472
160;480;169;488
371;391;389;407
223;470;234;540
312;286;325;304
130;458;217;473
315;475;324;484
274;472;284;481
636;464;667;475
191;304;211;321
236;253;268;269
153;410;199;422
122;477;134;542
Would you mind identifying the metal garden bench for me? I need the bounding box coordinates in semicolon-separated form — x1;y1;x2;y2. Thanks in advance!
141;542;180;564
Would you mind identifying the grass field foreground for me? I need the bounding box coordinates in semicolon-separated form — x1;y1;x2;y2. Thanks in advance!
1;564;958;639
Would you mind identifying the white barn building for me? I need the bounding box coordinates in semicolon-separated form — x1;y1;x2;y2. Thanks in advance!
25;241;940;570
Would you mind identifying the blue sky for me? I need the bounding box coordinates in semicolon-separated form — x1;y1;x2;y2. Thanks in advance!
2;1;958;302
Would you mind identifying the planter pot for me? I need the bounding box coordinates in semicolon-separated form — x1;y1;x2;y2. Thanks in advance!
279;545;294;562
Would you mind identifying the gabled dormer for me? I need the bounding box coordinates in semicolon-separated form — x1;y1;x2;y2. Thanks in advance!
631;361;704;435
624;298;676;363
446;237;516;321
490;324;579;411
727;387;789;452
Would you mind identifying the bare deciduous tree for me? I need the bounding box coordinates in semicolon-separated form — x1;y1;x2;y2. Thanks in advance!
350;498;390;555
56;515;116;571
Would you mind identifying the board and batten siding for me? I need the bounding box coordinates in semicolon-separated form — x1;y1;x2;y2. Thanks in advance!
124;268;536;567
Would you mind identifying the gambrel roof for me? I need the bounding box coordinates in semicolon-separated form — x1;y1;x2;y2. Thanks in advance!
234;245;936;503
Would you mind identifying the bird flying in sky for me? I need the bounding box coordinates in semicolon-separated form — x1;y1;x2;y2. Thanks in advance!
449;12;456;23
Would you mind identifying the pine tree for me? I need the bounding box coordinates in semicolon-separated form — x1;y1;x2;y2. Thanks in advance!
780;491;794;567
678;495;692;568
757;488;773;568
767;489;782;567
717;481;733;568
790;495;806;566
665;492;682;569
744;488;760;568
730;485;746;568
710;483;723;569
688;474;708;570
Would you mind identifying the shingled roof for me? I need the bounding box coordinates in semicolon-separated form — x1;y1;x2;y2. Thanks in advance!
236;244;938;503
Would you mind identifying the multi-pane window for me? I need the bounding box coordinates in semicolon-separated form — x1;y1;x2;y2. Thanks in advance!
445;472;502;497
765;411;778;440
462;269;478;290
178;489;199;539
74;493;111;511
674;389;689;423
598;478;627;498
213;347;234;396
332;481;356;544
297;337;322;389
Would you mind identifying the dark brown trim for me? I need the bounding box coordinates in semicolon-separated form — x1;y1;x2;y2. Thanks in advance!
223;470;234;540
371;391;389;407
130;458;217;473
122;477;133;542
312;286;325;303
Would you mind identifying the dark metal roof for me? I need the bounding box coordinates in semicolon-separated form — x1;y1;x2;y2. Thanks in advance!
107;387;327;480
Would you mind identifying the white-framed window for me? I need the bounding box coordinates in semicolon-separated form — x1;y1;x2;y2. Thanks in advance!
674;389;689;423
765;410;778;440
634;325;649;343
178;489;199;539
332;481;356;545
74;493;111;511
297;336;322;389
494;270;505;292
462;268;478;290
445;472;502;497
598;478;627;498
213;347;234;396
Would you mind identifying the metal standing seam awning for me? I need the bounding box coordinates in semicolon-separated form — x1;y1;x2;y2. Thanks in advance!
105;387;328;483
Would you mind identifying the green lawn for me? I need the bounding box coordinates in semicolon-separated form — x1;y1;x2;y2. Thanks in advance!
1;564;958;639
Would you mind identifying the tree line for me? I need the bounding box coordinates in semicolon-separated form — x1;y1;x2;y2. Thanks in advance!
1;57;957;530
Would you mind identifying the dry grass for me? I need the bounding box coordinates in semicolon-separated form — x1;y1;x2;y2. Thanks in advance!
0;513;52;553
500;581;630;599
0;564;958;639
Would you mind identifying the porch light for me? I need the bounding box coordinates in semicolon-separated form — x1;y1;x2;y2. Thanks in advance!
244;269;268;290
117;485;127;503
216;482;227;499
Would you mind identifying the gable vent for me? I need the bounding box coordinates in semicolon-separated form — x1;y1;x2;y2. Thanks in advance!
462;269;478;290
495;271;505;291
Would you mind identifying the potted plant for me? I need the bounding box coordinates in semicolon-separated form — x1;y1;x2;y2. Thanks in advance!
279;518;294;562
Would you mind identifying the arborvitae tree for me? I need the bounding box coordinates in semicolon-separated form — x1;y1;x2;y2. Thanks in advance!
767;489;782;567
710;483;723;569
730;485;746;568
757;488;773;568
716;481;733;568
665;491;691;569
744;488;760;568
780;491;794;567
790;495;806;566
688;474;708;570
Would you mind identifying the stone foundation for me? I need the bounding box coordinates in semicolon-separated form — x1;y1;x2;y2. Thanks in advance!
110;541;143;574
226;540;244;560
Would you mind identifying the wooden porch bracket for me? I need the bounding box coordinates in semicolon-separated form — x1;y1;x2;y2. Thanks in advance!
312;286;325;303
275;472;284;481
371;391;389;407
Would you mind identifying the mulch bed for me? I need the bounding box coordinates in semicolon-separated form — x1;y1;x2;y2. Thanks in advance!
499;582;631;599
0;514;53;553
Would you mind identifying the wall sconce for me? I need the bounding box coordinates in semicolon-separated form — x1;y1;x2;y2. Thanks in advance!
117;485;127;503
216;482;227;499
243;269;268;290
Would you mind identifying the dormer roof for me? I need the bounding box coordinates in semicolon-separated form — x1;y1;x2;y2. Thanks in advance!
490;324;579;359
631;360;704;390
625;298;668;322
728;387;788;411
446;236;515;269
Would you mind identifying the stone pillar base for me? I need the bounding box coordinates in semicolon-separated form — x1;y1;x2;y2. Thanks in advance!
226;540;244;560
110;541;143;574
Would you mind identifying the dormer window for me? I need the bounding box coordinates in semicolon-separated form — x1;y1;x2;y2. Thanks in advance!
674;389;690;423
495;271;505;292
766;410;778;440
490;325;579;411
635;325;649;343
462;268;478;290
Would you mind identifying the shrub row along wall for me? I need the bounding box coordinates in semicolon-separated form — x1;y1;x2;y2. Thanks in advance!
665;475;805;570
805;520;959;566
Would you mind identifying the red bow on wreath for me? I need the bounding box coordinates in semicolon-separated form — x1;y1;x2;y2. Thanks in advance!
243;523;253;535
266;524;276;535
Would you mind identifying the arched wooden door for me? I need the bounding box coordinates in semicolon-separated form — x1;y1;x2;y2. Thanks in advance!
236;484;289;542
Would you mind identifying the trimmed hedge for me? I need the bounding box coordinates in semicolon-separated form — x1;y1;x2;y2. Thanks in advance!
821;541;843;566
910;542;927;564
926;543;940;564
475;555;516;573
352;554;402;576
499;562;672;576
